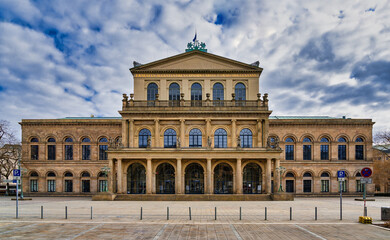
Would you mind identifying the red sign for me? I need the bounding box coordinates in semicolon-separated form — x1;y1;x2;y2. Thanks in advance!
361;167;372;178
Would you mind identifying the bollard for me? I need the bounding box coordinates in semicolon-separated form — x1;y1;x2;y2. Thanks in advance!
290;207;292;221
41;206;43;219
315;207;317;221
167;207;169;220
140;207;142;220
215;207;217;220
189;207;192;220
265;207;267;221
364;207;367;217
91;206;93;219
65;206;67;219
239;207;242;220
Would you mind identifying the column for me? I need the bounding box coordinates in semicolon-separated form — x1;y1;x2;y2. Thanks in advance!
122;120;129;147
266;158;272;194
176;158;182;194
108;158;114;193
117;159;122;193
262;119;269;148
146;158;152;194
231;119;237;147
129;119;134;148
257;120;262;147
207;158;212;194
236;158;242;194
206;119;211;147
180;119;185;147
154;119;160;147
274;159;280;192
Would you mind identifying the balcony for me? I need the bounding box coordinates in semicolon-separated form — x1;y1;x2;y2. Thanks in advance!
121;93;269;112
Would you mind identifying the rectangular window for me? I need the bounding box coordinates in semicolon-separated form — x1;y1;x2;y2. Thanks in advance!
64;180;73;192
82;180;90;192
321;180;329;192
320;145;329;160
65;145;73;160
30;180;38;192
215;136;227;148
356;180;363;192
189;135;202;147
99;145;108;160
285;145;294;160
31;145;39;160
286;180;294;193
99;180;108;192
47;180;56;192
82;145;91;160
47;145;56;160
338;145;346;160
303;145;311;160
355;145;364;160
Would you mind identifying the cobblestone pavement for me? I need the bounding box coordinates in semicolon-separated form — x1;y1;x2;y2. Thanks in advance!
0;196;389;239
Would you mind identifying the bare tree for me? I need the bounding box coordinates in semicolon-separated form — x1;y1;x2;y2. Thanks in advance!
373;130;390;193
0;120;20;195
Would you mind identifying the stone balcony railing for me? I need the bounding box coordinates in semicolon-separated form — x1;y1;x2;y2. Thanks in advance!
121;92;269;111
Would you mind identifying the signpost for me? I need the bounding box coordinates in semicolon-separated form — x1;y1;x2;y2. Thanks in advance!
337;170;345;220
360;167;372;217
13;169;20;219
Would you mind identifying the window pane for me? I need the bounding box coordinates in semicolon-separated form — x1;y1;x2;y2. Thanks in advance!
139;129;151;148
48;145;56;160
30;180;38;192
214;128;227;148
65;145;73;160
338;145;346;160
235;83;246;101
31;145;39;160
321;180;329;192
303;145;311;160
189;129;202;147
147;83;158;101
320;145;329;160
164;129;177;148
213;83;224;101
285;145;294;160
191;83;202;105
355;145;364;160
240;128;252;148
82;145;91;160
82;180;90;192
99;145;108;160
47;180;56;192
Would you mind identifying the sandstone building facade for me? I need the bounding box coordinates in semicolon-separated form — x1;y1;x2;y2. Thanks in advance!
20;42;374;199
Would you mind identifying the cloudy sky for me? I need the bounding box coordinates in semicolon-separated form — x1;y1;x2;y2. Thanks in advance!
0;0;389;138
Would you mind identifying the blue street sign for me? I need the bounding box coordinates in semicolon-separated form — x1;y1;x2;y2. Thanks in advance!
12;179;18;183
13;169;21;177
337;170;345;178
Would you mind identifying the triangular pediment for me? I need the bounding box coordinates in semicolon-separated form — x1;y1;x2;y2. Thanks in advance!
131;51;262;72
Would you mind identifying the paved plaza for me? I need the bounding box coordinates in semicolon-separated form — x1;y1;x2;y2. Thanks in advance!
0;196;389;239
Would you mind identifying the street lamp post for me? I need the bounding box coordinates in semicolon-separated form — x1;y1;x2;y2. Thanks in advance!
276;166;286;192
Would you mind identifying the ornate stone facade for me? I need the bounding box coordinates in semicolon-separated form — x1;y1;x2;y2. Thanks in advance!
20;49;374;199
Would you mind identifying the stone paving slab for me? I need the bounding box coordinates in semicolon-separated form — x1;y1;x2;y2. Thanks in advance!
0;221;389;240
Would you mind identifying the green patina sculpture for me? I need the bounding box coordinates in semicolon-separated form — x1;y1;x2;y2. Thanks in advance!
185;40;207;52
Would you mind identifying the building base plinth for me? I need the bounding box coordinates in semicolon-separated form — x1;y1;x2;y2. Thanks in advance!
271;193;294;201
112;194;274;201
92;193;117;201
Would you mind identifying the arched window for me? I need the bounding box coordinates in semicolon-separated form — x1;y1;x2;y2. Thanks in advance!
214;128;227;148
29;171;39;192
285;138;294;160
47;138;56;161
81;137;91;160
164;129;177;148
320;172;330;192
185;163;204;194
47;172;56;192
81;172;90;177
243;163;262;194
338;137;347;160
30;171;39;177
156;163;175;194
191;83;202;106
356;172;363;192
47;171;56;177
64;137;73;160
214;163;233;194
189;128;202;147
127;163;146;194
303;172;312;192
99;137;108;160
64;172;73;177
320;137;330;160
303;138;312;160
169;83;180;106
355;137;364;160
30;138;39;160
213;83;224;101
285;172;295;192
98;172;108;192
81;172;90;192
235;83;246;101
240;128;252;148
139;129;151;148
147;83;158;101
